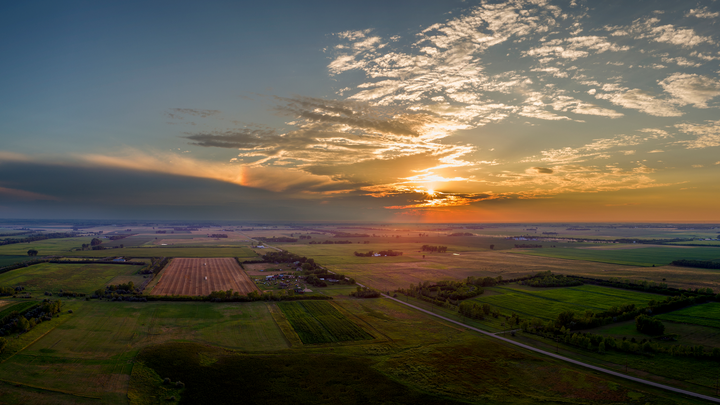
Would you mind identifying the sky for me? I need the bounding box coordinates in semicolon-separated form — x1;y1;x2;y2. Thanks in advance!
1;0;719;222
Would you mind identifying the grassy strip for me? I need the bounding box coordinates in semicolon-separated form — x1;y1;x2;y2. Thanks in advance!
266;302;302;347
656;302;720;329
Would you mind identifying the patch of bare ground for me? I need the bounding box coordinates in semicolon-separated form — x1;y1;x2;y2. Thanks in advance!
330;251;720;292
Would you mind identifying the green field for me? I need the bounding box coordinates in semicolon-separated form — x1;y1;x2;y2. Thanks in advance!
0;237;94;255
0;300;289;403
472;284;660;320
278;300;373;344
656;302;720;329
0;262;145;294
513;246;720;266
0;301;38;319
0;255;31;267
64;246;259;258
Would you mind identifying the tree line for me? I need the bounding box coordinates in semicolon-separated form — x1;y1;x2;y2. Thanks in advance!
671;259;720;269
421;245;448;253
354;250;403;257
0;232;76;247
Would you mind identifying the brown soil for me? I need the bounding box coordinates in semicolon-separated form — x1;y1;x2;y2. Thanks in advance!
150;258;259;296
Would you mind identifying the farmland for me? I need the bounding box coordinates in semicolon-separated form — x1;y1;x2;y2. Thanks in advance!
0;300;289;403
656;302;720;329
0;301;38;319
0;262;145;295
1;222;720;404
64;246;259;258
327;250;720;292
0;237;94;255
150;258;258;296
0;255;31;268
512;245;720;266
470;284;660;321
277;300;373;344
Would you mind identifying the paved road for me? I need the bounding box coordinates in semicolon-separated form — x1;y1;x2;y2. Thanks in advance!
380;293;720;403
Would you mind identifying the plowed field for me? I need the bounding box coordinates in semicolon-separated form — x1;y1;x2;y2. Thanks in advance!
150;258;258;296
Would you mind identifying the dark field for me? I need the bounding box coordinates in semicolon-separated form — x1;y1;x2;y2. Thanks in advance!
277;300;373;344
514;245;720;266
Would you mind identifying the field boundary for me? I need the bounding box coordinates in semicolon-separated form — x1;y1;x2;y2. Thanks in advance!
379;292;720;403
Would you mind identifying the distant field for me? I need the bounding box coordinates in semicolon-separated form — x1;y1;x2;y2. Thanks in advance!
656;303;720;329
0;255;32;267
0;237;93;255
101;235;157;248
668;240;720;246
281;243;425;265
513;246;720;266
278;300;373;344
471;284;660;321
64;246;260;258
0;262;144;294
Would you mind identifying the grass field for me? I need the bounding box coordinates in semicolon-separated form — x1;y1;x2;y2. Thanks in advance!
471;284;660;321
656;302;720;329
277;300;373;344
513;246;720;266
0;262;145;294
325;250;720;293
0;255;32;267
0;237;93;256
0;300;290;403
64;246;260;258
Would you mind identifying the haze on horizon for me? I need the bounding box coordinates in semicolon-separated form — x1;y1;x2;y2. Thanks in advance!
1;0;719;222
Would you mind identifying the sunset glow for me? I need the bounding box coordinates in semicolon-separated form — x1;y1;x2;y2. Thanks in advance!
1;1;719;221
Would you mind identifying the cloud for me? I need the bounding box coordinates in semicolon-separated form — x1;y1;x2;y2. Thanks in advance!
0;186;60;201
528;167;554;174
491;163;670;197
186;128;279;148
607;17;713;48
686;7;720;18
676;119;720;148
524;134;650;163
595;87;683;117
523;36;629;61
659;73;720;108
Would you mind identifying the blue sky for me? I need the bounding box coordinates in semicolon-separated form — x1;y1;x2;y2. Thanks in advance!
1;0;719;221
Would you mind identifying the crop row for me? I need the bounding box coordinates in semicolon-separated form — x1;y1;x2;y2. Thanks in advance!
278;301;372;344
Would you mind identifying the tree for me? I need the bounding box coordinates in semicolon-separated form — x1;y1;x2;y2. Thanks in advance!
90;238;102;246
27;249;38;256
636;314;665;335
18;316;30;332
489;245;495;250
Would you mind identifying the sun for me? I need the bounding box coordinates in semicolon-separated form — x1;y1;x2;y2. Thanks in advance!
427;189;435;197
